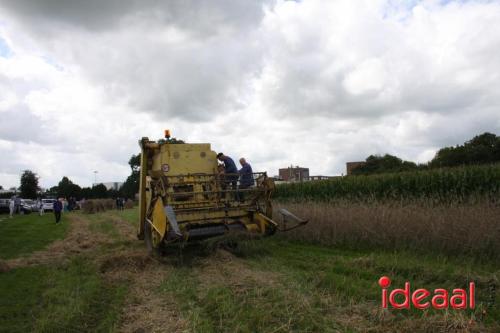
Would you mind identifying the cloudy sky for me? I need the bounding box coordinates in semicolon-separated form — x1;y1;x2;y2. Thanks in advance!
1;0;499;189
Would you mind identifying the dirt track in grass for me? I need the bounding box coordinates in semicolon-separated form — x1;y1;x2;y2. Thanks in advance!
5;214;109;269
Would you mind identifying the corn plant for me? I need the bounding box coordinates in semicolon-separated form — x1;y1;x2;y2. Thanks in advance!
273;164;500;203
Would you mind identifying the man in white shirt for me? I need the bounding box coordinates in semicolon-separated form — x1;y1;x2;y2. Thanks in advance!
38;200;44;216
9;196;15;218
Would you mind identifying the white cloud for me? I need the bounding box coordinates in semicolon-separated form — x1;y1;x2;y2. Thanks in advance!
0;0;499;189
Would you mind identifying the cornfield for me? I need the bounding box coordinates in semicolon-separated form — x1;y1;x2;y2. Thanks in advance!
273;164;500;203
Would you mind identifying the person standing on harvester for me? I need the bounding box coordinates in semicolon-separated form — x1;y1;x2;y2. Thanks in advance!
53;199;63;224
238;158;254;201
217;152;238;195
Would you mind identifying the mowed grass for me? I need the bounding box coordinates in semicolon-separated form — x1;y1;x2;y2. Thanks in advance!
0;212;69;259
249;240;499;327
0;258;126;333
1;207;498;332
118;207;499;332
0;212;128;333
114;208;138;225
158;238;499;332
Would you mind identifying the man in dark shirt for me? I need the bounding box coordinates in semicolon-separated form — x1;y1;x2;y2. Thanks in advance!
217;152;238;197
53;199;63;224
14;196;21;214
238;158;254;201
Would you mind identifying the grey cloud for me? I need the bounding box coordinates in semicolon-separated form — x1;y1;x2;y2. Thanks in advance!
0;105;47;144
258;1;500;122
0;0;273;35
0;0;138;31
1;0;500;188
1;0;272;122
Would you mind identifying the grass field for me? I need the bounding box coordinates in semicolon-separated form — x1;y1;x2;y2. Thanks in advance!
0;208;498;332
0;212;69;259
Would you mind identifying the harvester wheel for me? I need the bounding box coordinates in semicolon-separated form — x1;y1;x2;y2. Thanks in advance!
144;219;162;256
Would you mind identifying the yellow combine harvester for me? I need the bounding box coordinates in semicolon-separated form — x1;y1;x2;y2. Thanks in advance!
137;132;307;254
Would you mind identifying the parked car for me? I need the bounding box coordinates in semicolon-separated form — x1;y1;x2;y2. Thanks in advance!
42;198;57;212
21;199;38;212
0;198;32;214
0;199;10;213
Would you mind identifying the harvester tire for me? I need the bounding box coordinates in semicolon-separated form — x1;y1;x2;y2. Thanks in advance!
144;219;162;256
144;219;153;253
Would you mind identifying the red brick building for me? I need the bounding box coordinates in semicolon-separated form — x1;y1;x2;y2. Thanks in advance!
346;161;366;175
279;166;309;182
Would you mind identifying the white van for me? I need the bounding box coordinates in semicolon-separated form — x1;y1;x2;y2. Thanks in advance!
42;199;57;212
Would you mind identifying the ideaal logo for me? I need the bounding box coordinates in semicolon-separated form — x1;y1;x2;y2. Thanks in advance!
379;276;475;310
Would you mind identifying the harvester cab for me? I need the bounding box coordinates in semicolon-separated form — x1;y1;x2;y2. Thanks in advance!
137;133;307;254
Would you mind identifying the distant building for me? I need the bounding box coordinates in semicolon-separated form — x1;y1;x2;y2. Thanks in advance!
346;161;366;175
94;182;124;191
279;166;310;182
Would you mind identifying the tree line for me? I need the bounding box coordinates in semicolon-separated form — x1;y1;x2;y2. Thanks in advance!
0;154;141;200
2;132;499;197
351;132;500;175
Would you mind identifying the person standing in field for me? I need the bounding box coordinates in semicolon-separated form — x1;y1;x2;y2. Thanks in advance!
53;199;63;224
38;199;44;216
9;196;15;218
14;196;21;214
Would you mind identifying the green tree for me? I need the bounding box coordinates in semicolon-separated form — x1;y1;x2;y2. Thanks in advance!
121;154;141;199
80;187;93;199
46;186;59;198
57;176;82;199
91;184;108;198
430;132;500;167
20;170;39;199
352;154;418;175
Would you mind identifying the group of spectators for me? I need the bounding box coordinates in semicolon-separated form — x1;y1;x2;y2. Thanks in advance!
7;195;80;224
46;198;78;224
216;153;255;201
115;197;126;210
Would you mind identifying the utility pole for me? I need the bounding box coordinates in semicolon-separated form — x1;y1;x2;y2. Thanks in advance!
94;170;98;185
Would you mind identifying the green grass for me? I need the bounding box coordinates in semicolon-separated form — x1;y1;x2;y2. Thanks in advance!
114;208;138;225
158;237;499;332
246;239;500;327
1;208;498;332
0;257;127;333
0;212;70;259
159;267;341;332
85;212;121;240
